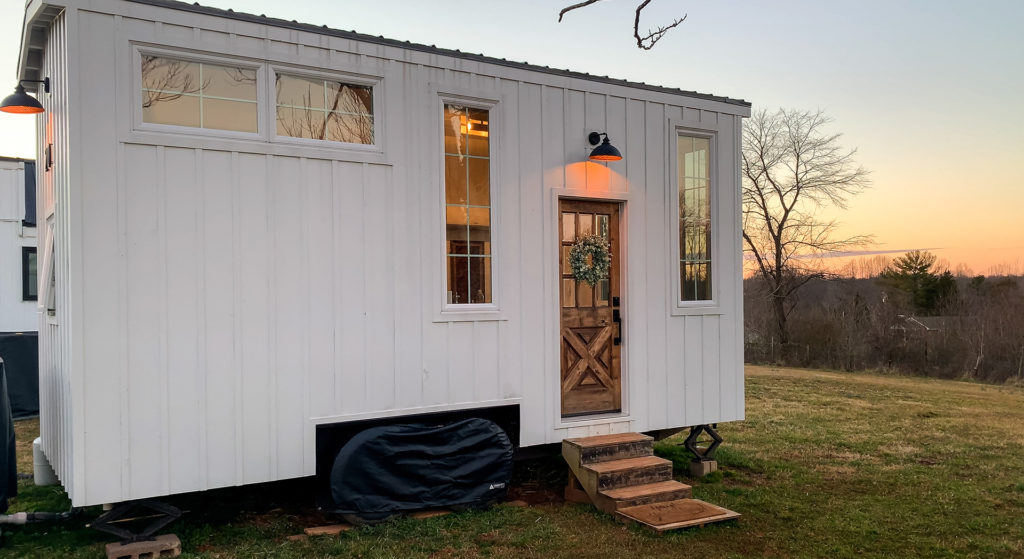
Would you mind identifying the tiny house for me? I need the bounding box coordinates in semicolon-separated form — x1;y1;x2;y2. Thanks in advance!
16;0;749;507
0;157;40;419
0;157;37;334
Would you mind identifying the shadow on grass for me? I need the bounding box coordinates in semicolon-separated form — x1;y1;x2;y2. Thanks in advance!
1;452;574;557
653;440;767;482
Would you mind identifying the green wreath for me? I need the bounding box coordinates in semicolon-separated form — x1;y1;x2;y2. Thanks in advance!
569;234;612;286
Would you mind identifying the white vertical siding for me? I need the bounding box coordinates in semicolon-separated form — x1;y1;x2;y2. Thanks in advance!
643;101;669;430
35;11;77;502
43;0;747;507
515;81;548;446
200;149;234;490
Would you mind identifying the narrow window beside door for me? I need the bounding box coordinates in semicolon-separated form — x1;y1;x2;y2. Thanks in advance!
678;134;712;301
443;104;492;305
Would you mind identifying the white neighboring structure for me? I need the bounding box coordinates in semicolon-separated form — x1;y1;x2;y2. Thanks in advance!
17;0;750;507
0;157;37;333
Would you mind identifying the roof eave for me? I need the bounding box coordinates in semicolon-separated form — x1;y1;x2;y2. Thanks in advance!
125;0;752;110
17;1;65;85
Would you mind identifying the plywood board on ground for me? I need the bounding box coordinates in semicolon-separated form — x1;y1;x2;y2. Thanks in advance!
304;524;353;536
616;499;740;532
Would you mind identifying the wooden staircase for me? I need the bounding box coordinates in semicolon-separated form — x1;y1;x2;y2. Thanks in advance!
562;433;740;532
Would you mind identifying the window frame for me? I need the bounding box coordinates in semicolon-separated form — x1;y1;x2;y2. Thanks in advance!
669;124;720;314
39;216;56;319
130;46;388;159
22;246;37;302
434;90;503;321
268;65;384;154
132;46;267;141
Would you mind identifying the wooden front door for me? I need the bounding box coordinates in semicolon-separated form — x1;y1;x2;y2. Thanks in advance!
559;199;622;417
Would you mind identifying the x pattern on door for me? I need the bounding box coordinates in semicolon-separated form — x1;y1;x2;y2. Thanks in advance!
561;325;614;393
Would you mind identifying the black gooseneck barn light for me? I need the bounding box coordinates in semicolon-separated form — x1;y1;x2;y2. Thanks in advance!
0;78;50;114
588;131;623;161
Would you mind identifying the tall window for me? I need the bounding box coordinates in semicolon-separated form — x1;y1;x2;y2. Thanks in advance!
443;104;491;305
141;55;258;132
22;247;37;302
275;74;374;144
678;134;712;301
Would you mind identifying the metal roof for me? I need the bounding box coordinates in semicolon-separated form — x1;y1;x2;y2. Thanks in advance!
126;0;751;108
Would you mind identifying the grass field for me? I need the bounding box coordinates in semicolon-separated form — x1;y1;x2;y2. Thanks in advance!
2;365;1023;558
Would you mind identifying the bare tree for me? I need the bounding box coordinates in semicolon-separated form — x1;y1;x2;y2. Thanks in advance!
742;108;871;349
840;254;892;279
558;0;686;50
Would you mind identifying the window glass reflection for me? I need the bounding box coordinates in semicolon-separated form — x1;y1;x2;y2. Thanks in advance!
141;55;257;132
678;134;712;301
445;104;492;305
276;74;374;144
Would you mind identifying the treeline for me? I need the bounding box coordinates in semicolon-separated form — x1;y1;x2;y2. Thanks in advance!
744;251;1024;383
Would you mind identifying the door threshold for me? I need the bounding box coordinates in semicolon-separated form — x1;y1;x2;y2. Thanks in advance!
557;412;631;428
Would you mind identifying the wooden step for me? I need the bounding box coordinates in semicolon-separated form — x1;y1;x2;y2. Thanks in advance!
583;456;673;491
616;498;740;532
599;480;692;510
563;433;654;465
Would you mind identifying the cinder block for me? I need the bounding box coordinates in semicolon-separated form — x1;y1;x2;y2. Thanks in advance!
689;460;718;478
105;534;181;559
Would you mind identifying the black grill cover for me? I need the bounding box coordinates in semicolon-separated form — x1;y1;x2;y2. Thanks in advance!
0;360;17;513
329;418;513;519
0;333;40;418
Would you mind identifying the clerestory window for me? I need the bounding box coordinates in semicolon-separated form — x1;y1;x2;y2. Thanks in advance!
275;74;374;145
141;54;258;133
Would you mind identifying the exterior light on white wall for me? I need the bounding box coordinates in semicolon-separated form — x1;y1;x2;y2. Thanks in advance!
0;78;50;114
588;132;623;161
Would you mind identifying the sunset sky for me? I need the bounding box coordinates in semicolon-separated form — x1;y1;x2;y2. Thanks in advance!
2;0;1021;274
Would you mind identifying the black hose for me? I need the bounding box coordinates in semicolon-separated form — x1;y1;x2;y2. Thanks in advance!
0;510;74;525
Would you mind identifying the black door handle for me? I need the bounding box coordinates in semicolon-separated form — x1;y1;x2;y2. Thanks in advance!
612;309;622;346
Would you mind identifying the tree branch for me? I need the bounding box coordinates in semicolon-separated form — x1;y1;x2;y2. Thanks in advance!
558;0;686;50
558;0;603;22
633;0;686;50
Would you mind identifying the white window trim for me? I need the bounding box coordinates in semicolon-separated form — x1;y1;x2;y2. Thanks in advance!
432;86;504;322
547;188;633;423
131;45;267;141
669;120;721;316
268;65;385;156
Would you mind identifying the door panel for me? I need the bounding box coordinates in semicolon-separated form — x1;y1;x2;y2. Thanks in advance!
559;199;622;417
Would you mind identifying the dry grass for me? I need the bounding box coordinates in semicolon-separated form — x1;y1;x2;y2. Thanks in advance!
13;418;36;477
2;366;1023;558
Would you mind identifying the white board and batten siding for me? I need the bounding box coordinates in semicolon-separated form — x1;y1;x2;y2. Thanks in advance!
22;0;750;507
0;160;37;333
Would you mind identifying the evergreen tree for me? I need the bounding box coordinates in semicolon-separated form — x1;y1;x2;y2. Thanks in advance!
878;250;958;314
